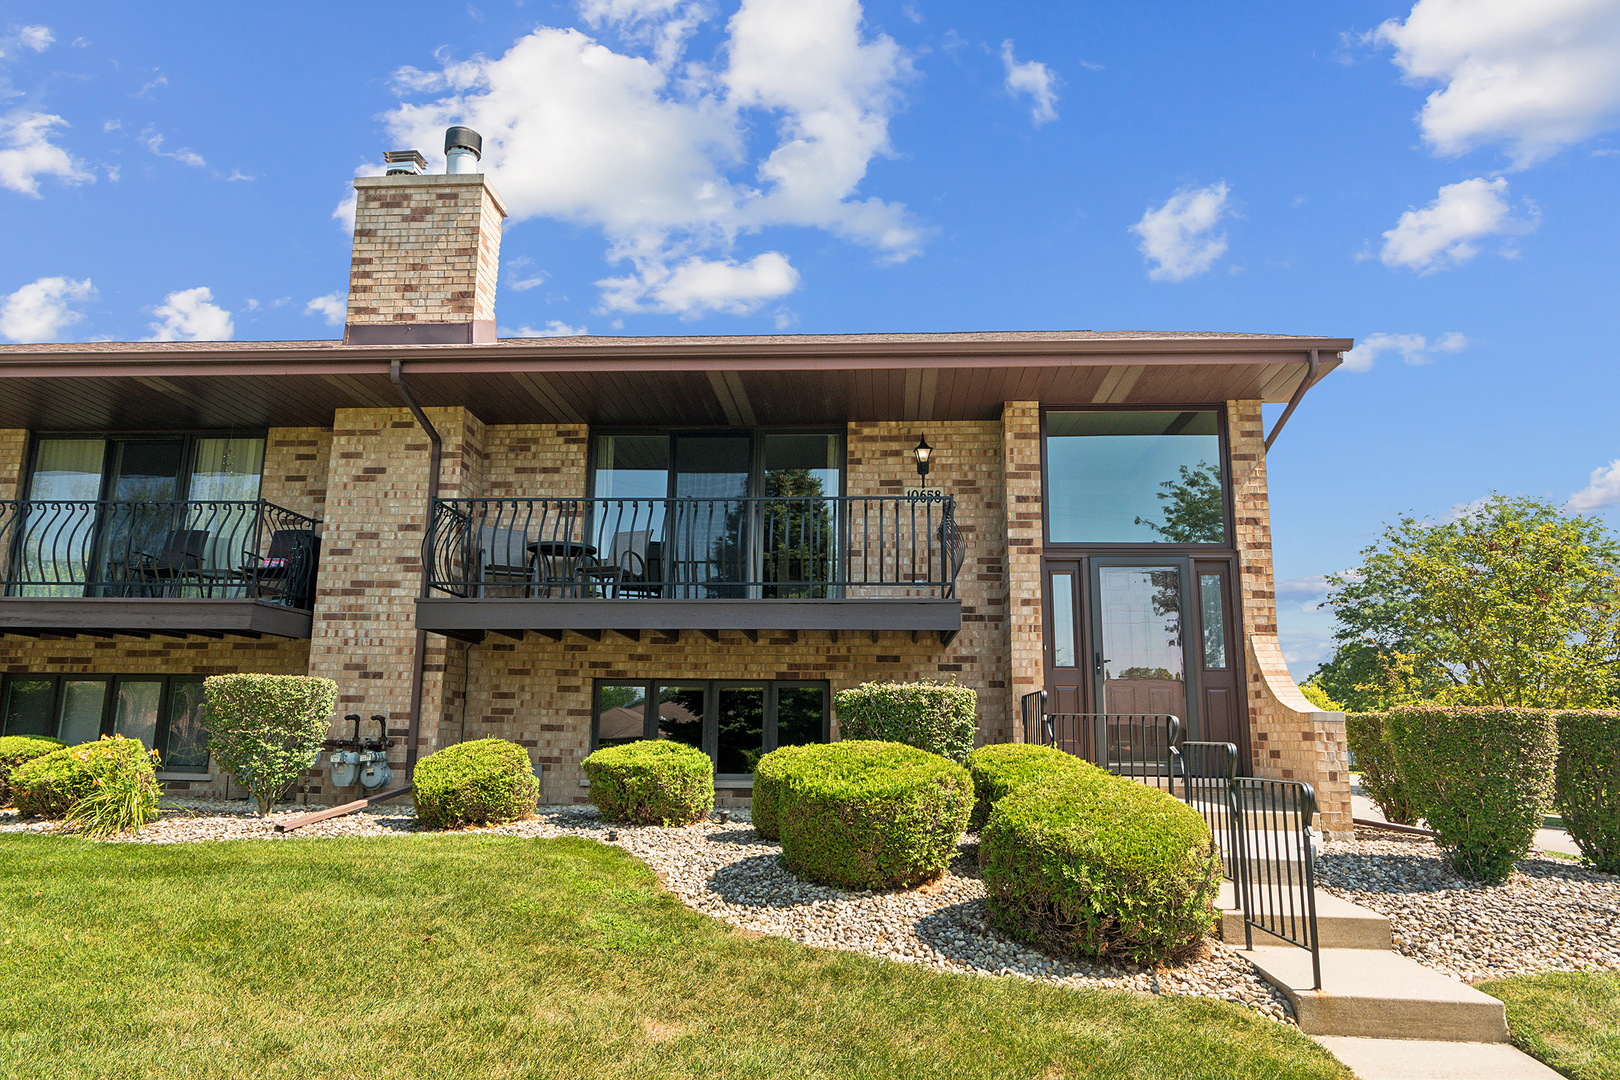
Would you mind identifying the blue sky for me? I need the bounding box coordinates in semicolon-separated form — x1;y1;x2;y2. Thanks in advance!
3;0;1619;676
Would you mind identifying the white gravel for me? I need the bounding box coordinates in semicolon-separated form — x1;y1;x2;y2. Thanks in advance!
0;798;1293;1022
1317;827;1620;983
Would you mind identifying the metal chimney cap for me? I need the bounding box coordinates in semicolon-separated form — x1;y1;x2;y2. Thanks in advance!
444;126;482;159
383;149;427;175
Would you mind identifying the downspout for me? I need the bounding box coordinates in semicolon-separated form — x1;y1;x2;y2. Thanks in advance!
1263;350;1321;453
388;360;440;780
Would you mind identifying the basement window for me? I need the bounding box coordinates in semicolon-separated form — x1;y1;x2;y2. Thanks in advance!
591;679;830;777
0;673;211;774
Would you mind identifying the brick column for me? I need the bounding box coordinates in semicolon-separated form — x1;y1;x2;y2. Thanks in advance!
1227;400;1352;839
1002;402;1043;741
0;429;28;499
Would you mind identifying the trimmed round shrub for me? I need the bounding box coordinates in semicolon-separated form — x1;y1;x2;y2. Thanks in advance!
0;735;67;807
751;743;819;842
413;738;539;829
583;740;714;826
205;673;339;816
1553;710;1620;874
964;743;1102;832
1387;706;1557;883
776;741;972;889
834;681;978;763
979;770;1220;966
1345;712;1415;825
12;736;160;835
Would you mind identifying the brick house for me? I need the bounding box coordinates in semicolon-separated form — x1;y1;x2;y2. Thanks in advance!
0;134;1356;837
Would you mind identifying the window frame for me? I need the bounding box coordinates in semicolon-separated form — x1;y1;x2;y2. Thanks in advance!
1038;404;1237;553
590;678;832;781
23;429;270;505
0;672;212;776
587;427;848;502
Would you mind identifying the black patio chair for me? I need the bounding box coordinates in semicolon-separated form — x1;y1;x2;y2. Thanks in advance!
129;529;211;596
241;529;320;608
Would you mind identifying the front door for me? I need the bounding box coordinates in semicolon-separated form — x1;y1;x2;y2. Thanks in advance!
1092;560;1193;725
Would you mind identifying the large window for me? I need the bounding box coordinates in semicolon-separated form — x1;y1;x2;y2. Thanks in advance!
1044;410;1227;545
0;673;210;774
592;679;829;776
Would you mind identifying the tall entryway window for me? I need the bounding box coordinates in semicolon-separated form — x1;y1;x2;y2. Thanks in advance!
1039;408;1247;765
591;679;830;777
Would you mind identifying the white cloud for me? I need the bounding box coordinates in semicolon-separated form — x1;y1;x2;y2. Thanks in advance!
378;0;918;316
597;250;799;315
1379;176;1535;272
1129;181;1231;282
303;292;346;327
0;276;95;342
145;287;233;342
508;320;589;337
142;130;206;168
509;274;547;292
0;25;53;56
332;163;387;231
1375;0;1620;168
1000;40;1059;126
1342;330;1468;371
0;111;94;196
1568;459;1620;512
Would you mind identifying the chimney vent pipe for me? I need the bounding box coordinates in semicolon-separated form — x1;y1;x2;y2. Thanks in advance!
444;126;482;174
383;149;427;176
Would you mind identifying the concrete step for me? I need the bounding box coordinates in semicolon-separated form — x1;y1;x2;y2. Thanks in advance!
1314;1037;1561;1079
1218;881;1393;950
1242;947;1509;1042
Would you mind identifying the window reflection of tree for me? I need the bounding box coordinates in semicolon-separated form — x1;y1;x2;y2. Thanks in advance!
1133;461;1224;544
656;688;705;750
709;468;837;598
1149;568;1183;652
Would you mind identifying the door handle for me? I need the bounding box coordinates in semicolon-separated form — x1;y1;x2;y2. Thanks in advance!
1094;651;1104;674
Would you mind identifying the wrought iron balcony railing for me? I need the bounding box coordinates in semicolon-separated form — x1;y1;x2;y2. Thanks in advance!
0;499;321;608
425;495;962;600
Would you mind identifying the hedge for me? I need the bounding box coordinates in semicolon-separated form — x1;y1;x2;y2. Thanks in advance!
1344;712;1415;825
1387;706;1557;883
979;769;1221;966
204;673;339;816
775;741;972;890
751;743;818;841
11;736;160;835
1553;710;1620;874
582;740;714;826
834;681;978;763
0;735;67;807
413;738;539;829
963;743;1102;832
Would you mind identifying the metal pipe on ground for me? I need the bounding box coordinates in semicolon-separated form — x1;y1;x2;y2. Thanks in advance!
389;359;441;782
1353;816;1435;837
274;785;415;833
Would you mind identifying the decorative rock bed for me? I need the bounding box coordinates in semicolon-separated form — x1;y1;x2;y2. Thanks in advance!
1317;827;1620;982
0;798;1291;1022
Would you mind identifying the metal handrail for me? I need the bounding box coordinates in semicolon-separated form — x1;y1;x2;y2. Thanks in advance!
0;498;321;608
1024;710;1182;785
1232;777;1321;989
425;495;962;600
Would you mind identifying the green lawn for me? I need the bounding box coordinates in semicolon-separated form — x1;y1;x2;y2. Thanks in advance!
1477;972;1620;1080
0;833;1350;1080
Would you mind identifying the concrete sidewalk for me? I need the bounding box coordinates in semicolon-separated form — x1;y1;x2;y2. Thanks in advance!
1349;780;1580;858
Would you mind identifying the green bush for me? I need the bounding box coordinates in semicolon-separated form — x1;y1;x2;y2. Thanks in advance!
0;735;67;807
12;736;161;836
583;740;714;826
413;738;539;829
834;681;978;763
1553;710;1620;874
979;770;1220;966
1345;712;1415;825
775;741;972;890
204;674;339;816
964;743;1101;832
751;743;818;842
1387;706;1557;883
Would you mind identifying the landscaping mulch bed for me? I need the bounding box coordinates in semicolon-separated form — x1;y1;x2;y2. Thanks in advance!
0;799;1293;1023
1318;828;1620;983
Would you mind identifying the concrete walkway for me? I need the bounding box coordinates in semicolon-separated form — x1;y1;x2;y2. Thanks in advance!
1349;781;1581;858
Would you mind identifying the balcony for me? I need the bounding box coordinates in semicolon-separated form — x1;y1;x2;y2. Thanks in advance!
416;496;964;643
0;499;321;639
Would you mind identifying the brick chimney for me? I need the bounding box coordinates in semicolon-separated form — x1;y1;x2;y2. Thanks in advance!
344;127;507;345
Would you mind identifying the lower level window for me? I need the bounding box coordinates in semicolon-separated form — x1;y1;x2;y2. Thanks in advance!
0;674;209;774
592;679;829;775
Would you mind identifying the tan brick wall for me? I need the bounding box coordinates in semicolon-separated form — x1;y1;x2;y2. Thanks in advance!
481;425;588;498
1227;399;1351;839
1001;402;1043;738
260;428;332;520
0;635;310;797
0;429;27;499
303;406;485;799
346;174;506;326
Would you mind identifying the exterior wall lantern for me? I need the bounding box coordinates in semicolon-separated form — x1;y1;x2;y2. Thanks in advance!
913;435;933;482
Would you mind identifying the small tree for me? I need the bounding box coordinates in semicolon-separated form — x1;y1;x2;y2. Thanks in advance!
204;674;338;815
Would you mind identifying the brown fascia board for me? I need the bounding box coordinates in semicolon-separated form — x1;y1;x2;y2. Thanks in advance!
0;332;1353;379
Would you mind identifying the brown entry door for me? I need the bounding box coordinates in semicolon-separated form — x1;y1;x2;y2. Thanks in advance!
1041;561;1087;716
1192;560;1247;770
